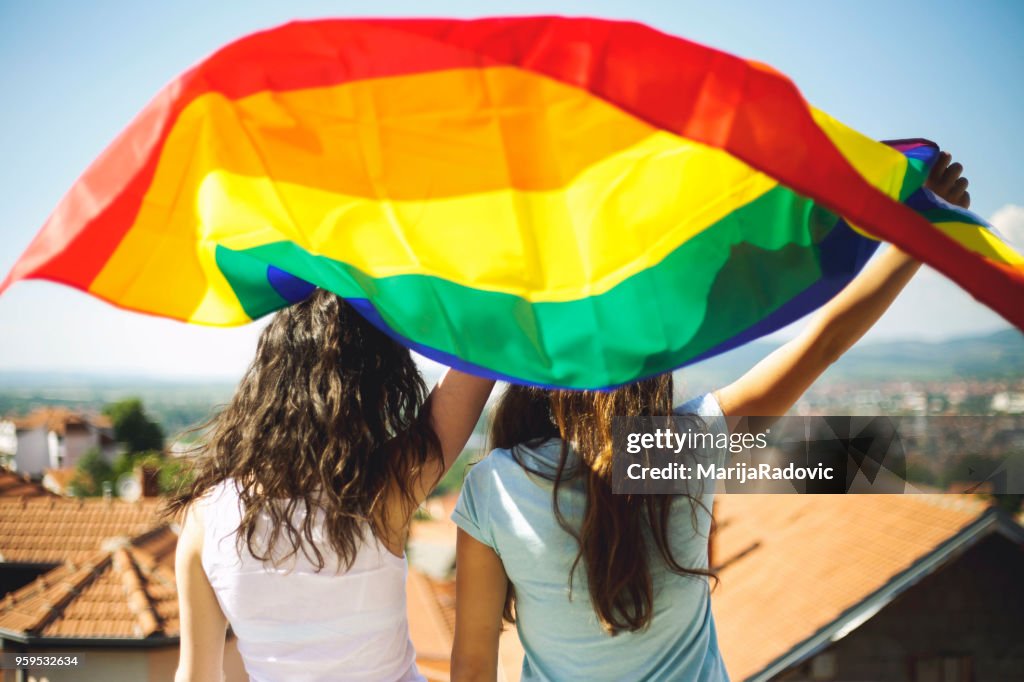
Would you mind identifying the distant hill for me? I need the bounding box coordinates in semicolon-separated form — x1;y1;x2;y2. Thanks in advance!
679;328;1024;395
827;328;1024;380
0;371;238;437
0;370;238;392
1;329;1021;432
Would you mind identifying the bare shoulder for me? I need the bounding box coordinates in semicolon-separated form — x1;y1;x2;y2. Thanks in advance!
176;500;207;561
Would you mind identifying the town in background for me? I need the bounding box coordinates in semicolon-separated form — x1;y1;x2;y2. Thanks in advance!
1;329;1023;682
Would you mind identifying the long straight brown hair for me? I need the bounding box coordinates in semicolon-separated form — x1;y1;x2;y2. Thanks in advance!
168;290;440;569
489;376;715;635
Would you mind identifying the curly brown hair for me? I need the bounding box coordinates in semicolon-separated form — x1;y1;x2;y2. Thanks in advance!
490;376;715;635
168;290;439;569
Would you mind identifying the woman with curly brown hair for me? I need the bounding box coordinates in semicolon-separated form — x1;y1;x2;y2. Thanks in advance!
171;290;494;682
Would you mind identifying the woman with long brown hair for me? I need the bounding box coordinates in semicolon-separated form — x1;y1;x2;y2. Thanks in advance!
450;155;971;681
171;290;493;682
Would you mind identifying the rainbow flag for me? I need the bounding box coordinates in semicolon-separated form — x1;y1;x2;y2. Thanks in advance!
2;18;1021;389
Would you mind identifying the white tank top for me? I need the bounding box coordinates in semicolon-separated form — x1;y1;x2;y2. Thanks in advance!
199;480;425;682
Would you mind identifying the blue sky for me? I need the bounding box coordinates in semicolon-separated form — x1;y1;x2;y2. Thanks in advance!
0;0;1021;378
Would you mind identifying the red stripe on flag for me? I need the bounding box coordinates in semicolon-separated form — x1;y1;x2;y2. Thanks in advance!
5;17;1021;329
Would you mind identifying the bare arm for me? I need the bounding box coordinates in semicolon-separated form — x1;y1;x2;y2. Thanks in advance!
428;369;496;472
451;529;507;682
414;369;495;500
716;246;920;420
380;369;493;556
174;505;228;682
716;152;970;422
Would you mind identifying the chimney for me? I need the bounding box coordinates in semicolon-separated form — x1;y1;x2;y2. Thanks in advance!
135;464;161;498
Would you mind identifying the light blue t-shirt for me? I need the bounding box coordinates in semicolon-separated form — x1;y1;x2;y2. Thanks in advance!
452;394;730;682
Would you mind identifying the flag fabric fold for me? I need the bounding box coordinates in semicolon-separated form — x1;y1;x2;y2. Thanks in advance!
2;17;1021;388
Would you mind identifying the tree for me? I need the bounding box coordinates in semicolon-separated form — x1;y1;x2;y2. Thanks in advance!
104;398;164;453
148;453;193;495
70;447;114;497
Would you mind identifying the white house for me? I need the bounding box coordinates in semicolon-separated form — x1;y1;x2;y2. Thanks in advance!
0;421;16;470
992;391;1024;414
3;407;117;477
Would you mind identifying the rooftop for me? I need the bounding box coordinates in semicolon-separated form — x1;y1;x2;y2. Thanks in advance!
0;525;179;641
711;493;1004;681
408;493;524;682
1;489;1002;680
8;407;112;435
407;568;456;681
0;497;165;564
0;468;52;498
0;491;520;681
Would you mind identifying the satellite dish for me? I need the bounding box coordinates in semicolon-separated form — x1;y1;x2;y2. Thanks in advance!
116;474;142;502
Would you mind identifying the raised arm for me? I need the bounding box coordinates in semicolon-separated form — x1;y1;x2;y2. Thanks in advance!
716;152;970;421
413;369;495;501
428;369;496;471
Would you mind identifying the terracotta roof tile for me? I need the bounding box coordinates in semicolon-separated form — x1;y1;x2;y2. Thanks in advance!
10;407;110;435
0;492;510;676
0;526;180;641
407;569;454;662
0;494;177;642
408;510;522;682
710;494;990;681
0;497;164;564
0;468;52;498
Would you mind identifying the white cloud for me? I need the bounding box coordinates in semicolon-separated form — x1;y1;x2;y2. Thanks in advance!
989;204;1024;248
